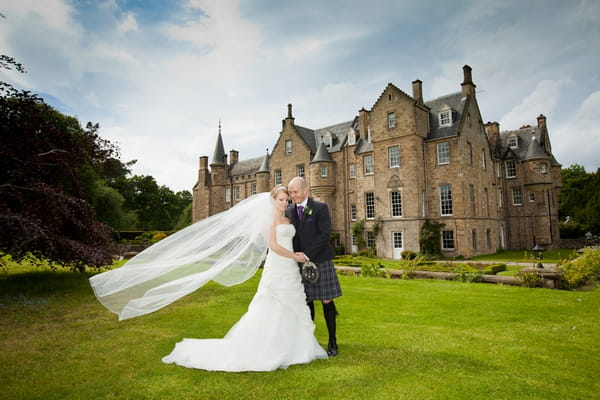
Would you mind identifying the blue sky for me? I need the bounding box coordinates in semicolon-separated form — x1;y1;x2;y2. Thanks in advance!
1;0;599;192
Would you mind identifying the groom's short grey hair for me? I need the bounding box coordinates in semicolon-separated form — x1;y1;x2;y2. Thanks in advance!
290;176;307;189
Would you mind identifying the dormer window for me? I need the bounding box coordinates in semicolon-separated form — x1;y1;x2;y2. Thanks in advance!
438;105;453;127
347;128;356;146
323;132;333;149
508;137;518;148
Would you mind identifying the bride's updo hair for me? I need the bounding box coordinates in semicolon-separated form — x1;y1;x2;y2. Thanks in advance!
270;184;288;198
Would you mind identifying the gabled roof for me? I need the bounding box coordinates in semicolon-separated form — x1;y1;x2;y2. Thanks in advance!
295;125;317;152
313;120;354;152
371;82;414;110
425;92;466;141
499;126;550;162
230;155;266;176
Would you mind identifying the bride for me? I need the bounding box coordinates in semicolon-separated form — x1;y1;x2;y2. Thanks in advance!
90;185;328;371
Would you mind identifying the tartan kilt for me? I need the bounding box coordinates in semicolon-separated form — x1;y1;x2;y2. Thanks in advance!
303;260;342;301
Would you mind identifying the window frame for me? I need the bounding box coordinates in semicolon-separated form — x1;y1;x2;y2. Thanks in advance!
439;110;452;127
349;163;356;179
512;187;523;206
442;230;455;250
388;145;400;168
364;155;374;175
296;164;305;178
391;190;402;217
505;160;517;178
320;165;327;177
437;142;450;165
285;139;292;155
440;184;453;216
274;169;282;185
387;112;396;128
365;192;375;219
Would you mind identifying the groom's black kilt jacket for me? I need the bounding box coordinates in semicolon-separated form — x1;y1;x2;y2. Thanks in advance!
285;198;335;263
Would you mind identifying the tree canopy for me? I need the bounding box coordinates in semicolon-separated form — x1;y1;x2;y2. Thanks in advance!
0;83;117;268
559;164;600;235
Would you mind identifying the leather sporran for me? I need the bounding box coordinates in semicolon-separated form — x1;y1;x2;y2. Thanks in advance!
301;261;319;283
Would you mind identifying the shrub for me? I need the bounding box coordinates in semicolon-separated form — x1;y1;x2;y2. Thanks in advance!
151;232;167;242
455;271;483;283
483;263;507;275
419;220;444;257
559;248;600;289
515;271;543;288
401;250;417;260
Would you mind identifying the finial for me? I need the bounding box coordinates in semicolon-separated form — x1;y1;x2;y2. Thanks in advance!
218;118;222;134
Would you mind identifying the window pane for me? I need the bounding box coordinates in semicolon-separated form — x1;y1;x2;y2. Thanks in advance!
442;230;454;250
505;160;516;178
349;163;355;178
437;142;449;164
351;205;357;221
512;187;522;205
388;112;396;128
440;185;453;215
285;140;292;154
320;165;327;177
367;231;376;248
365;192;375;219
391;191;402;217
296;164;305;178
275;169;282;185
364;155;373;174
393;232;403;248
388;146;399;168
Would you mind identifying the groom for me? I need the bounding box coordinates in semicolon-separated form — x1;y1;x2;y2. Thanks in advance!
286;176;342;356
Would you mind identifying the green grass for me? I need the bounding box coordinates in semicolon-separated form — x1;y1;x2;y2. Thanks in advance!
1;265;599;400
470;248;578;263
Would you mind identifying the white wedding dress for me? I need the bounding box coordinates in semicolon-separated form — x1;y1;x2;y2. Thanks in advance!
161;224;328;371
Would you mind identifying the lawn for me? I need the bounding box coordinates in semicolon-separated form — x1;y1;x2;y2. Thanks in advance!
470;248;578;263
1;265;598;400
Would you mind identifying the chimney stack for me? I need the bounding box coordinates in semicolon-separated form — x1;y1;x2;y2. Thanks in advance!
229;150;238;166
461;65;476;97
537;114;547;130
412;79;423;104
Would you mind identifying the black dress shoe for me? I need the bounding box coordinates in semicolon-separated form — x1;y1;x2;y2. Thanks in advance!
327;340;338;356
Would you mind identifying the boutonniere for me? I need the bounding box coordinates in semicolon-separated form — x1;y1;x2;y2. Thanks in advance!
303;206;313;217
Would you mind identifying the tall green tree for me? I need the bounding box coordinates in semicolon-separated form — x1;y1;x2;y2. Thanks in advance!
1;57;116;268
559;164;600;234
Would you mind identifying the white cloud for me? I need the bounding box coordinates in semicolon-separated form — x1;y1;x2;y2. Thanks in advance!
500;79;574;129
118;12;138;33
552;91;600;171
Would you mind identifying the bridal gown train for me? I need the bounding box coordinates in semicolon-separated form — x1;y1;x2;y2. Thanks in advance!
161;224;328;371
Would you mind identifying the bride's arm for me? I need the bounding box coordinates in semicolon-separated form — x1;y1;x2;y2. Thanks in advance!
268;224;295;259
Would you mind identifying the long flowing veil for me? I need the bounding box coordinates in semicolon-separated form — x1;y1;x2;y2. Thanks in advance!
90;192;274;320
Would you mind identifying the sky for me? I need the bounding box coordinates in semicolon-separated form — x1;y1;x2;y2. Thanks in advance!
1;0;599;192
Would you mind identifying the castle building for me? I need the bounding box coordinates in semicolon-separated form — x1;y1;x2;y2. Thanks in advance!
192;65;562;258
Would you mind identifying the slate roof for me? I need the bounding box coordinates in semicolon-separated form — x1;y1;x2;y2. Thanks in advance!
425;91;467;141
211;132;226;164
230;155;267;176
498;126;560;165
311;140;334;163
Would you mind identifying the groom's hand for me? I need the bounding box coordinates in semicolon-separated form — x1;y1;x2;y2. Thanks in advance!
294;252;308;263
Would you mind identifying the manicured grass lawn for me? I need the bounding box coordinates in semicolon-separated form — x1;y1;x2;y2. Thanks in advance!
1;265;598;400
470;248;578;263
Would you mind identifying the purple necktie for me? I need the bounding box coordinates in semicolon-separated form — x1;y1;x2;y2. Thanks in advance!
297;205;304;220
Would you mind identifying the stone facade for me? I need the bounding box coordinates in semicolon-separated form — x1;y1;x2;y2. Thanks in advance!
192;65;562;259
